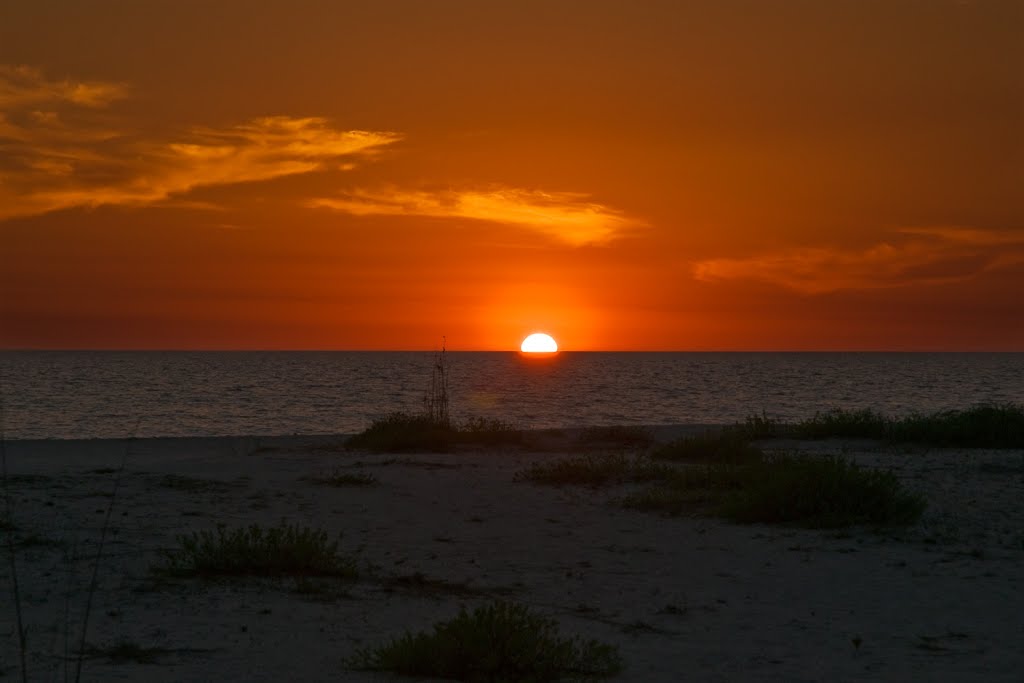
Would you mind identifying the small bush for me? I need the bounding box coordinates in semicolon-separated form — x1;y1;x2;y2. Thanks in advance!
516;454;673;487
623;453;924;528
457;416;523;446
652;431;762;464
347;413;455;452
719;454;926;528
312;470;378;487
733;412;785;440
789;403;1024;448
349;600;622;681
794;409;890;440
158;522;358;578
79;640;170;664
575;425;654;449
889;403;1024;448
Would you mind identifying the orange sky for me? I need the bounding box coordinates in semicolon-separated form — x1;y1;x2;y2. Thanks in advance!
1;0;1022;350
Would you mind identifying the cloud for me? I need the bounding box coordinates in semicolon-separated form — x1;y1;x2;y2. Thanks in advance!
0;66;401;221
310;187;642;246
0;65;127;108
693;227;1024;294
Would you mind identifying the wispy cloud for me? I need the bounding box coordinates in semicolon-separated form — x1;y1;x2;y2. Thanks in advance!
693;227;1024;294
0;66;401;221
0;65;128;108
310;187;642;246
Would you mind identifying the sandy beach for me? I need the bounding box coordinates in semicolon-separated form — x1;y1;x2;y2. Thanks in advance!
2;431;1023;682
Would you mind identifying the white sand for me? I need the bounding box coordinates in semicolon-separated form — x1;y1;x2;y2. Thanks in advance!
2;433;1022;682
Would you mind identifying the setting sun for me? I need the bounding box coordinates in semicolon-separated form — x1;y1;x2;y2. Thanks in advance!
521;333;558;353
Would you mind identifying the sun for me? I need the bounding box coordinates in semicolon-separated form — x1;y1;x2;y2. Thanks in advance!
520;332;558;353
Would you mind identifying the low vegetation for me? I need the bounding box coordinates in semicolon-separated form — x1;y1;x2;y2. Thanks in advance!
157;522;358;578
522;427;925;528
349;600;622;682
574;425;654;449
79;640;174;665
764;403;1024;448
346;412;521;452
652;431;762;464
620;452;925;528
310;469;378;487
516;453;672;487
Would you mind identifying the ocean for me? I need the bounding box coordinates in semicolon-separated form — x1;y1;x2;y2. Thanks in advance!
2;351;1022;440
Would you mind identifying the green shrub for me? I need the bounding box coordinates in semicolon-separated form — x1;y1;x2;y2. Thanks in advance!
158;522;358;578
311;470;378;487
622;453;924;528
516;454;673;487
346;413;455;452
889;403;1024;448
794;409;890;440
790;403;1024;448
719;454;926;528
457;416;523;446
652;431;762;464
575;425;654;449
732;412;785;440
349;600;622;681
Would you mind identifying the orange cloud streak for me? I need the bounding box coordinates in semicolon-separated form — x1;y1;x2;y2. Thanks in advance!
310;187;642;246
693;227;1024;294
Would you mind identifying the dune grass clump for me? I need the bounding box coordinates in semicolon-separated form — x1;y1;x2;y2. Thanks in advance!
575;425;654;449
719;454;926;527
888;403;1024;448
158;522;358;578
621;453;925;528
79;640;173;665
789;403;1024;448
652;430;762;464
793;408;890;440
458;416;523;446
516;453;673;487
346;413;523;452
311;469;378;487
346;412;455;452
349;600;622;682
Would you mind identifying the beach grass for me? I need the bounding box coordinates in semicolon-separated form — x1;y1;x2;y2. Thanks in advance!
310;470;378;487
718;454;926;527
349;600;622;681
574;425;654;449
516;453;673;487
157;522;358;578
786;403;1024;448
621;453;926;528
78;640;173;665
792;408;890;440
346;412;522;452
652;431;762;464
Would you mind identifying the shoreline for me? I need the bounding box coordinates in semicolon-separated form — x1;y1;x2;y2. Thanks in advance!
2;432;1022;681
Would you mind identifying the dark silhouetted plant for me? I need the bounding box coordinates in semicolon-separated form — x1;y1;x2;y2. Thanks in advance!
652;431;762;464
349;600;622;681
621;453;925;528
346;412;455;452
794;408;889;440
575;425;654;449
719;454;926;527
517;453;673;488
158;522;358;578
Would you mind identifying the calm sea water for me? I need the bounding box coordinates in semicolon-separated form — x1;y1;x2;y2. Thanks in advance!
1;351;1022;440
